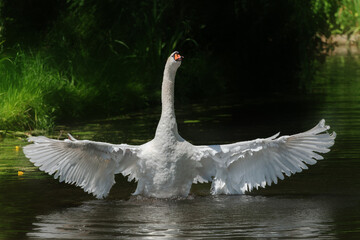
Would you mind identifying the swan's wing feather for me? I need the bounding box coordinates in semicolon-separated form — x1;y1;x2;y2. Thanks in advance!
194;119;336;194
23;136;139;199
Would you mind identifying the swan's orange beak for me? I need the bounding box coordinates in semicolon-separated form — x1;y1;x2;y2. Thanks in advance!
174;52;184;62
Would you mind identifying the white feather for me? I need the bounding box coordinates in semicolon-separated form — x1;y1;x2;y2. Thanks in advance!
23;137;139;199
195;119;336;194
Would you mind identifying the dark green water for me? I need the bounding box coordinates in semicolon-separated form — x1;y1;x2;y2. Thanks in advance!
1;53;360;239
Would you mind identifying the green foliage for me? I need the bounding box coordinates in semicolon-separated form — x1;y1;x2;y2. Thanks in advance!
0;40;10;63
312;0;339;36
0;0;346;131
0;51;54;130
0;50;94;130
313;0;360;37
44;0;199;110
334;0;360;36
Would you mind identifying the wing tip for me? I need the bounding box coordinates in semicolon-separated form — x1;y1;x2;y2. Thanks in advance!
306;119;335;136
67;133;77;141
270;132;280;140
331;131;337;139
319;119;329;130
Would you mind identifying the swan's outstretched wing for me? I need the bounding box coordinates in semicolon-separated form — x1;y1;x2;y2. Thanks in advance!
23;135;140;199
193;120;336;194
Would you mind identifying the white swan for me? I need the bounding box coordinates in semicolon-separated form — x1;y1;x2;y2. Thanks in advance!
23;51;336;199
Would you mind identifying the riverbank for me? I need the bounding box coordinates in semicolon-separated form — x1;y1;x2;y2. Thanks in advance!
326;34;360;55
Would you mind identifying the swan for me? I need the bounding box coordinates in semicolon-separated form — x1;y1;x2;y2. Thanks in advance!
23;51;336;199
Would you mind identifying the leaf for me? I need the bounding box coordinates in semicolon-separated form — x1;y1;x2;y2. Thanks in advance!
114;40;130;50
184;120;201;124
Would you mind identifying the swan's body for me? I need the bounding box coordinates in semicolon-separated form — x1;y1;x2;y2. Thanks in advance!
23;52;336;199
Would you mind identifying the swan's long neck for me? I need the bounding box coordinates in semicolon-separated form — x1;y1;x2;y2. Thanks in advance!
155;64;180;141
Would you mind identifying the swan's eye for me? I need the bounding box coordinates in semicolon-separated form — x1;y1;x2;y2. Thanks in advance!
174;53;183;61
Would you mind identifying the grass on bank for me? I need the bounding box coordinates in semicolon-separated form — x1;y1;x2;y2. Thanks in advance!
0;51;93;131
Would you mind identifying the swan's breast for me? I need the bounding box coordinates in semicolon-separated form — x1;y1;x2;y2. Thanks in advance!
134;140;198;197
138;140;196;179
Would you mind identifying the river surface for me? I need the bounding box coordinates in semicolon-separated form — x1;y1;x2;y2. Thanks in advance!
1;53;360;239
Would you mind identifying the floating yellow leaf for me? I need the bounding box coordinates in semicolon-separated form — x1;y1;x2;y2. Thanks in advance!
15;146;20;151
18;171;24;176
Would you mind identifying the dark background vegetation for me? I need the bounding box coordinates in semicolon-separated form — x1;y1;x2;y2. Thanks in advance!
0;0;345;130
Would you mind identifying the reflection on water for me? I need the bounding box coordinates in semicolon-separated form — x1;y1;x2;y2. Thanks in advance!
1;53;360;239
28;196;337;239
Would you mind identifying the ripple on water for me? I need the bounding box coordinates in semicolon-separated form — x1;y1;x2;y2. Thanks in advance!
26;195;347;239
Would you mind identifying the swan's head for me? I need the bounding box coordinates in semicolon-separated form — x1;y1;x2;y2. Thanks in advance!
166;51;184;71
